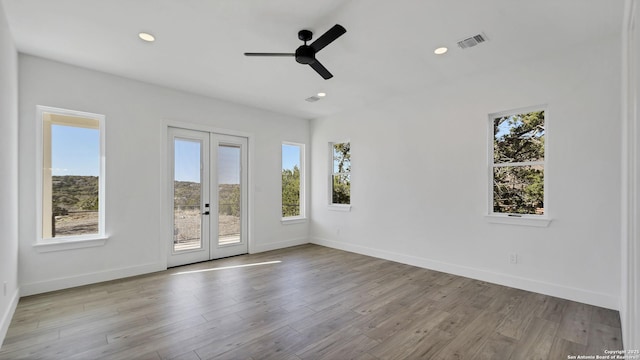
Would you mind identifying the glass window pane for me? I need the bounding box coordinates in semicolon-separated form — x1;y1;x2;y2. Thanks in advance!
49;124;100;237
218;145;241;245
333;142;351;174
173;139;202;251
493;111;545;163
282;144;301;217
332;174;351;205
331;142;351;205
493;166;544;215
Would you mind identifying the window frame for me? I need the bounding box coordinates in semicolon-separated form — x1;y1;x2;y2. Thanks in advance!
329;141;351;211
281;141;306;222
34;105;107;251
486;105;551;227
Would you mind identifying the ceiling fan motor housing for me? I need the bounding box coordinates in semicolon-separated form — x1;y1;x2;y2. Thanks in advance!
295;45;316;64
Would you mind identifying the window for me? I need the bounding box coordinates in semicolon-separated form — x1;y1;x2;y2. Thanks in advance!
331;142;351;206
490;107;545;216
282;142;304;219
38;106;105;241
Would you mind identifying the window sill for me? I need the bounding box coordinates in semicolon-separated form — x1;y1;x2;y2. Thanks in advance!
281;217;307;225
328;204;351;212
485;215;552;227
34;235;108;253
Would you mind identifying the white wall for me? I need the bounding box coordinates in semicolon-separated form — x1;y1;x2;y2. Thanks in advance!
311;35;622;310
0;1;19;347
18;55;309;296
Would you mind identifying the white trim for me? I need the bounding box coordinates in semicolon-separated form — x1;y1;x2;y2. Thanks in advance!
484;215;551;227
19;262;165;297
621;0;639;350
35;105;106;244
0;287;19;350
488;105;548;220
281;217;307;225
163;119;254;139
282;141;306;220
33;236;108;253
160;124;169;267
493;161;544;168
328;204;352;212
251;237;309;254
489;104;548;119
311;237;619;310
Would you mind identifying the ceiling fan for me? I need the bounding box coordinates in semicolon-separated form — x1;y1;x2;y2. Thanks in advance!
244;24;346;80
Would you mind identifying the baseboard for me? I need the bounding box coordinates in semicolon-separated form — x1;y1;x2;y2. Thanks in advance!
20;239;312;296
0;287;20;349
620;251;639;350
20;262;166;297
251;237;309;254
311;237;619;310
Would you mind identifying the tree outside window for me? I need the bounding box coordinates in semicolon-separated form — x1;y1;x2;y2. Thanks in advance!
491;109;545;215
282;143;304;218
331;142;350;205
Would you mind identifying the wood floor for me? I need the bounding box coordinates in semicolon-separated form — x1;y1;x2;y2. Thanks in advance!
0;244;622;360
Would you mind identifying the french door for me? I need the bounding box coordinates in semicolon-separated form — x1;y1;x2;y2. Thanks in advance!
167;127;248;267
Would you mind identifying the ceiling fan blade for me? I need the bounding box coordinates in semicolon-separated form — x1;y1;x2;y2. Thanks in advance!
309;60;333;80
244;53;295;57
310;24;346;53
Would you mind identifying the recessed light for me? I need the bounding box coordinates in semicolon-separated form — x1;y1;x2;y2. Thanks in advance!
434;47;448;55
317;92;327;97
138;32;155;42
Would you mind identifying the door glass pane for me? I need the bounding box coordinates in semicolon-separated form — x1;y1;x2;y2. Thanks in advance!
173;139;202;251
218;145;241;245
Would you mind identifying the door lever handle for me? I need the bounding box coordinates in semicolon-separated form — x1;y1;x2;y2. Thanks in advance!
202;211;210;215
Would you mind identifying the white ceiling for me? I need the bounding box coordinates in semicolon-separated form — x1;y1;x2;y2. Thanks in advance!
1;0;624;119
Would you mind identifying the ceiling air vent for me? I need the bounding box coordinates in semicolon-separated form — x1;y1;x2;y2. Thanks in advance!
457;33;488;49
305;95;321;102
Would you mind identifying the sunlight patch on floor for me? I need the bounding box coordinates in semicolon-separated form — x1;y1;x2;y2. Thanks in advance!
171;260;282;275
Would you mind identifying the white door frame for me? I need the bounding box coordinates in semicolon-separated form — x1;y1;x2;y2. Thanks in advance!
161;120;254;268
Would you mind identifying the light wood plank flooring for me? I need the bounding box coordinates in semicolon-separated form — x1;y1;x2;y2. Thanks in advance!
0;244;622;359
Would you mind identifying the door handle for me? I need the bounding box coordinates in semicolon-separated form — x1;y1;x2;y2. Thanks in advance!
203;203;210;215
203;211;210;215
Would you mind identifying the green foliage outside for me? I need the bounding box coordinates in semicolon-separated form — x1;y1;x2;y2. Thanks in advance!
218;184;240;216
52;176;98;213
174;181;201;208
493;111;545;214
332;175;350;204
282;165;300;217
78;196;99;211
174;181;240;216
332;142;351;204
